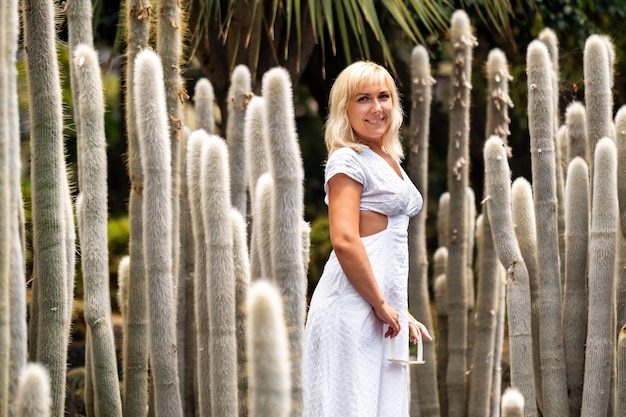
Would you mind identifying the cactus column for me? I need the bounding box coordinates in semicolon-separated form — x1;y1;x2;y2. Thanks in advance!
526;39;569;417
445;11;476;417
22;0;74;414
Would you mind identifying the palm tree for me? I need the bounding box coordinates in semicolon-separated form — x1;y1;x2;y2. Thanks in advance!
186;0;533;121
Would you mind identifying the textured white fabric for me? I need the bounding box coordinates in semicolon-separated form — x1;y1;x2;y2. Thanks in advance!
304;146;422;417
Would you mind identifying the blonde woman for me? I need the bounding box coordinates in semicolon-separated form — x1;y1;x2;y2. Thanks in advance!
303;61;432;417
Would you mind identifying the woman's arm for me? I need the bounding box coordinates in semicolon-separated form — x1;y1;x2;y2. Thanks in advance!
327;173;400;338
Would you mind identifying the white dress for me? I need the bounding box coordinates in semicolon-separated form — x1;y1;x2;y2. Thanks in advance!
303;146;422;417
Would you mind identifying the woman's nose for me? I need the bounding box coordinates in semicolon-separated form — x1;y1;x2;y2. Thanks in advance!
372;99;382;111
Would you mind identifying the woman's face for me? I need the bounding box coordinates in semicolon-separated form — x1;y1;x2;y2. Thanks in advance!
346;80;392;147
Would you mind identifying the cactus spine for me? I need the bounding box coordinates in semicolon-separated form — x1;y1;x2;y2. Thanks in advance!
581;138;618;417
122;1;151;415
562;157;590;417
73;44;123;417
134;49;183;417
201;134;238;417
262;67;306;416
527;39;569;416
485;48;513;143
15;364;51;417
227;65;252;216
186;130;211;417
445;11;476;416
484;136;537;417
22;0;74;413
246;280;291;417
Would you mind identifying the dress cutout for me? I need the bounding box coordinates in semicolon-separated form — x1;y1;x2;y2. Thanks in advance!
303;146;422;417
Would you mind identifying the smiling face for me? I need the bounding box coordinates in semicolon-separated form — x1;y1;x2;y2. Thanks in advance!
346;81;393;148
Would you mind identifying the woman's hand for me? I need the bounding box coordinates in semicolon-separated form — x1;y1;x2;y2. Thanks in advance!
408;312;433;344
373;302;401;338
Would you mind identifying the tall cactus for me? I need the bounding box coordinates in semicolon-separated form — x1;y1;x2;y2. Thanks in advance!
201;134;238;417
0;3;12;415
186;130;211;417
584;35;615;177
134;48;183;417
244;96;269;280
527;39;569;417
484;136;537;417
227;65;253;216
445;11;476;416
157;0;185;301
406;44;438;417
510;177;542;411
433;247;449;417
22;0;74;413
562;157;590;417
254;173;275;280
617;106;626;330
73;44;123;417
4;0;27;413
231;208;251;417
15;364;51;417
246;280;291;417
485;48;513;144
121;1;151;414
262;67;306;416
581;137;618;417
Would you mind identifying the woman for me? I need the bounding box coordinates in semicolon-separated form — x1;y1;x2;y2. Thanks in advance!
303;61;432;417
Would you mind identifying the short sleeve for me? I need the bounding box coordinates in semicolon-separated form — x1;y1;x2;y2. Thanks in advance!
324;147;365;190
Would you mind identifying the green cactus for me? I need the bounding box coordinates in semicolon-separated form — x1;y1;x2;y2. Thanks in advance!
445;11;476;416
562;157;590;417
262;67;306;416
194;78;216;134
201;134;238;417
510;176;543;412
244;96;269;281
22;0;74;413
246;280;291;417
484;136;537;417
15;364;51;417
73;43;123;417
406;44;438;417
121;1;151;415
581;137;618;417
134;48;183;417
527;39;569;416
227;65;252;216
186;130;211;417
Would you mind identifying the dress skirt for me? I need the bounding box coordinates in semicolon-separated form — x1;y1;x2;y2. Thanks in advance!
303;214;411;417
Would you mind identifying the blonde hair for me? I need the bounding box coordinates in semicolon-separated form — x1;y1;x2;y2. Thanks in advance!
324;61;404;161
